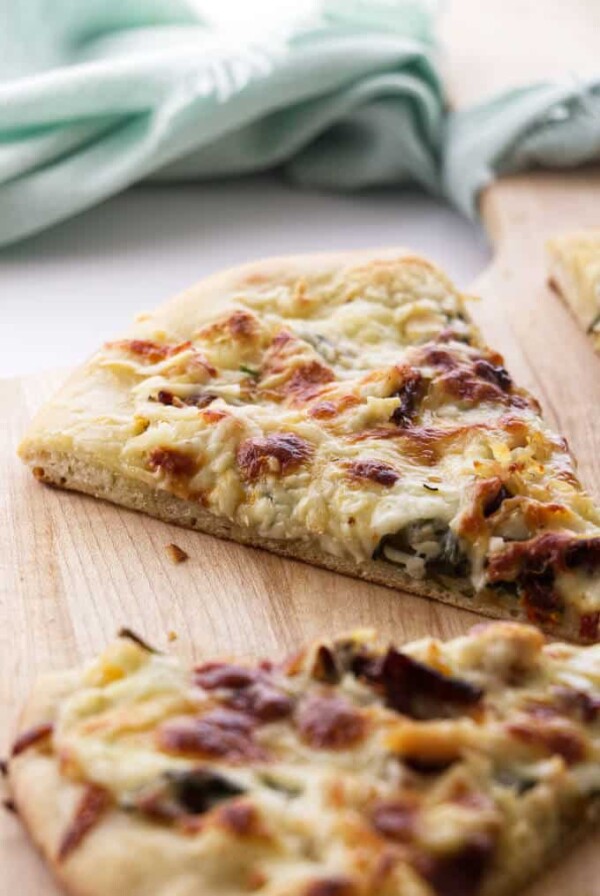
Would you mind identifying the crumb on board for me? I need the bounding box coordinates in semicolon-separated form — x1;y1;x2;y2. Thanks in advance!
166;543;189;564
168;630;178;642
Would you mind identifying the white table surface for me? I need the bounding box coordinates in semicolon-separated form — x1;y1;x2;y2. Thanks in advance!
0;175;489;378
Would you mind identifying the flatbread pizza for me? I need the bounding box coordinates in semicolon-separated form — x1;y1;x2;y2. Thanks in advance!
18;250;600;641
7;623;600;896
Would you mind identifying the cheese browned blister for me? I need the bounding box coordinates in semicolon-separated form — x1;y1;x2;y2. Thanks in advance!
7;623;600;896
18;250;600;641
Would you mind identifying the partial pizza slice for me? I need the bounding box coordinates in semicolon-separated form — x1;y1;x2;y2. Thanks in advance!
7;623;600;896
18;250;600;641
547;230;600;353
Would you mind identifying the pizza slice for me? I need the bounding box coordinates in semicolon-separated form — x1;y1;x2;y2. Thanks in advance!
547;230;600;353
18;250;600;642
7;623;600;896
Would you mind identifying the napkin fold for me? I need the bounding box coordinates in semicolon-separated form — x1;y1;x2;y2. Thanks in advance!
445;79;600;217
0;0;443;246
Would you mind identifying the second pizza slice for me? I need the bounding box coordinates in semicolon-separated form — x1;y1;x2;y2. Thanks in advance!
19;250;600;641
7;623;600;896
547;230;600;354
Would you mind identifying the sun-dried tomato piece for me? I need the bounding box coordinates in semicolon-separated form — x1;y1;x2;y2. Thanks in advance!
488;533;600;582
11;723;53;757
507;718;585;764
194;663;293;723
371;799;417;842
482;482;512;518
310;645;340;684
303;876;358;896
295;693;367;750
414;834;494;896
346;459;400;487
565;539;600;574
552;686;600;724
228;682;293;723
157;709;266;763
195;663;260;690
390;370;424;427
579;612;600;642
352;648;483;720
473;358;512;392
57;785;110;862
217;801;264;837
156;389;217;409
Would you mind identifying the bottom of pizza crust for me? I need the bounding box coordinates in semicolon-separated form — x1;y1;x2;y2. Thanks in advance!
7;623;600;896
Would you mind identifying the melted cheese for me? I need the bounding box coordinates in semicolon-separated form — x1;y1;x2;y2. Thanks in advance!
22;255;600;629
35;624;600;895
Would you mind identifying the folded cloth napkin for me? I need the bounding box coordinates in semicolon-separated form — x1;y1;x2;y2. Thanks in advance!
0;0;443;247
444;79;600;217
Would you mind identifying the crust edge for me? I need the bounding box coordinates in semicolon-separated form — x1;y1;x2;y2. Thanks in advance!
20;447;583;643
7;647;600;896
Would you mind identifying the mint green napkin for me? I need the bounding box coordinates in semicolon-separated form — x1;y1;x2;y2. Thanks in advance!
444;80;600;217
0;0;443;246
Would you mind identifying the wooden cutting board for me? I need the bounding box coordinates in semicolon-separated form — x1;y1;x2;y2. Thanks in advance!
2;0;600;892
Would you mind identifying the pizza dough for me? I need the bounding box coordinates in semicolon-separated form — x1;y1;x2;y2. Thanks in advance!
8;623;600;896
18;250;600;641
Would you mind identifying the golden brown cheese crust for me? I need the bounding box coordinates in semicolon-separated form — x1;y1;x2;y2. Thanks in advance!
547;230;600;353
18;250;600;640
7;623;600;896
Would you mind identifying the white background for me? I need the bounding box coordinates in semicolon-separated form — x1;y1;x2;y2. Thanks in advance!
0;177;489;377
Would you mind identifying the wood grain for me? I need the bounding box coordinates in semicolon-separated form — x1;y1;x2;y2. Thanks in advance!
2;0;600;891
439;0;600;108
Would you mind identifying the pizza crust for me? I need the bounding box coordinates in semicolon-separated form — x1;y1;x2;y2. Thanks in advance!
9;675;302;896
18;248;600;643
23;446;569;637
14;751;599;896
12;755;294;896
8;634;600;896
8;673;89;896
17;247;462;465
